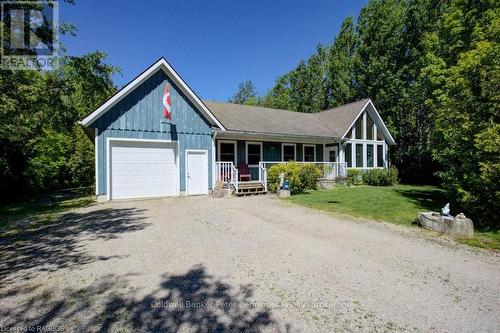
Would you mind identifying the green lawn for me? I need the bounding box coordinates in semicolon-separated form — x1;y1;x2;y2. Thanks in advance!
287;185;499;250
0;188;95;237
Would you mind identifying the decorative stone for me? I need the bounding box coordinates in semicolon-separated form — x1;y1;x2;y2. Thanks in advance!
212;188;234;198
441;203;450;216
277;189;291;198
418;212;474;237
317;179;336;190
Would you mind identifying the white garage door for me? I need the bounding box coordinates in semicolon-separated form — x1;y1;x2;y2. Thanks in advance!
109;140;178;200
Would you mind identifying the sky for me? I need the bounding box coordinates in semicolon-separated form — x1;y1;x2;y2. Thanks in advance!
60;0;367;101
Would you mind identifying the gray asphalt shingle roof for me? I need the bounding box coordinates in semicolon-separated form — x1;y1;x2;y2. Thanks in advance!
204;98;370;139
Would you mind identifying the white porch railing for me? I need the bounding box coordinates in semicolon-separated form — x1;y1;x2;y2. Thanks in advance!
259;161;347;183
258;163;268;192
215;161;239;192
216;161;347;194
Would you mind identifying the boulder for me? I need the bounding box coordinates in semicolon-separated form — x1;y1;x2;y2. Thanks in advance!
277;189;291;198
212;188;234;198
418;212;474;237
316;179;336;190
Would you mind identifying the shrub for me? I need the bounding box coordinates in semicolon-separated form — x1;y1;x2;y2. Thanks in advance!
362;167;399;186
347;167;399;186
267;162;321;194
299;164;322;191
347;168;364;186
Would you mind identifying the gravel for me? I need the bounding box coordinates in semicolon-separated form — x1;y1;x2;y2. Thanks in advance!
1;195;499;332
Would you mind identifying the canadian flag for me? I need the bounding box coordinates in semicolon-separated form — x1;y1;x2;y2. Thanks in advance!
163;83;172;120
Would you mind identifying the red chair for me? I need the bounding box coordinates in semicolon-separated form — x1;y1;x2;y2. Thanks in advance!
238;163;252;181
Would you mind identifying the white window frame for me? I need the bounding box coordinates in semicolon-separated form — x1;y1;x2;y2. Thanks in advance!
217;140;237;164
303;144;316;162
246;141;263;167
281;143;296;161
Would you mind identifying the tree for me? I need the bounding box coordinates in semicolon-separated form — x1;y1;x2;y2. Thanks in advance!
262;74;292;110
423;0;500;228
326;17;358;107
0;52;118;200
229;80;258;104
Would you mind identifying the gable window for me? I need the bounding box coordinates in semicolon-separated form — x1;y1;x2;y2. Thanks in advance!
218;141;236;164
345;143;352;167
377;145;384;167
355;117;363;139
246;142;262;166
377;127;384;141
303;145;316;162
367;144;374;167
356;144;363;167
367;115;374;140
282;144;296;161
346;128;353;139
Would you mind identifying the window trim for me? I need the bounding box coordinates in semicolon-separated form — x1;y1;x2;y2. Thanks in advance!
303;144;316;162
376;144;384;167
217;140;237;164
367;144;374;168
281;143;296;162
246;141;263;167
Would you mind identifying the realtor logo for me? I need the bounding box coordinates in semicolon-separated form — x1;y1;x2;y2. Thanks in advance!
1;1;59;70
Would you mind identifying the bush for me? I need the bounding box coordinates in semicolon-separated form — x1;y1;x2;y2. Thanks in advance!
347;168;364;186
364;167;399;186
347;167;399;186
267;162;321;194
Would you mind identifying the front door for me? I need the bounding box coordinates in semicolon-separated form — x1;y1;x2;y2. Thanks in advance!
325;146;338;162
186;150;208;195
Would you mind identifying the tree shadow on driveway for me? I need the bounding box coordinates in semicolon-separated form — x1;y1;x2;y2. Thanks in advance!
0;265;287;332
0;206;150;284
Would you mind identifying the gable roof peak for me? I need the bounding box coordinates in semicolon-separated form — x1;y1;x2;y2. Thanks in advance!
79;57;225;130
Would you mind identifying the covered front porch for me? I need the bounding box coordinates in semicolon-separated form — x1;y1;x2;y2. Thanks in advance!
214;139;347;194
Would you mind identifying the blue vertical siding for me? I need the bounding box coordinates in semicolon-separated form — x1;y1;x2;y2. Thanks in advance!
92;70;213;195
316;144;324;161
263;142;281;161
296;144;303;162
236;141;246;164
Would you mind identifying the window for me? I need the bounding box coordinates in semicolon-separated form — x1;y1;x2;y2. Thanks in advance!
218;141;236;163
303;145;316;162
355;117;363;139
356;144;363;167
345;143;352;167
377;127;384;141
246;142;262;166
282;144;296;161
377;145;384;167
346;128;353;139
367;144;374;167
367;115;374;140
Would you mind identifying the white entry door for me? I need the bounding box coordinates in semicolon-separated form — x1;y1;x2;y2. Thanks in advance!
325;146;339;162
186;150;208;195
109;140;178;200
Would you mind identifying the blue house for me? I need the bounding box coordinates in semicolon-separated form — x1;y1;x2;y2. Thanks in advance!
80;58;395;200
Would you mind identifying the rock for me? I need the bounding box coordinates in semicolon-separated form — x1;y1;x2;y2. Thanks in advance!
316;179;336;190
212;188;234;198
418;212;474;237
277;189;291;198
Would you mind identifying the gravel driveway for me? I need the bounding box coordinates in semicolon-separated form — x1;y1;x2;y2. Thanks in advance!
1;195;499;332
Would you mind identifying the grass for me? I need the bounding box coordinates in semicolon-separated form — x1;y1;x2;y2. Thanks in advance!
287;184;499;250
0;188;95;237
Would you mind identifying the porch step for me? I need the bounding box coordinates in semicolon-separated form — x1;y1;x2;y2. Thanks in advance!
236;181;267;196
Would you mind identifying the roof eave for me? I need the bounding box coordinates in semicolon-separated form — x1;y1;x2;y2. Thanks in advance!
215;129;341;143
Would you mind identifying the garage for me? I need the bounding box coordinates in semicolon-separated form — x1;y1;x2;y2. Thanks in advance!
108;139;179;200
